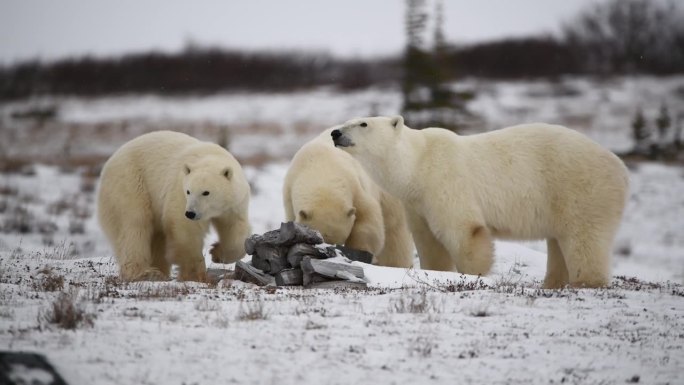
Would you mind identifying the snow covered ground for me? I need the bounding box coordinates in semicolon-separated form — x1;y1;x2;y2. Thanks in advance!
1;161;682;385
1;76;683;384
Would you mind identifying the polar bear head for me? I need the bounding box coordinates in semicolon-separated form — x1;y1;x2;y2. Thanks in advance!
182;160;240;221
294;191;356;245
331;116;406;193
331;116;404;154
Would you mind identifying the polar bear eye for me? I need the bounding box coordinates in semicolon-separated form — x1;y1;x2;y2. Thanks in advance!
186;190;190;195
202;191;210;196
360;122;367;127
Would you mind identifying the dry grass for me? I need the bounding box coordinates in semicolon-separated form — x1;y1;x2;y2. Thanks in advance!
237;299;268;321
468;302;491;317
407;335;437;358
389;290;443;314
126;282;195;300
32;267;65;292
194;297;220;312
39;292;95;330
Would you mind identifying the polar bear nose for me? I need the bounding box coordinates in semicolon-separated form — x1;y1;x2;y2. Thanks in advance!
185;211;196;219
331;129;342;140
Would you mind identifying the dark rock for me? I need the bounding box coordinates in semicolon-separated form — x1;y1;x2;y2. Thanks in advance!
0;352;69;385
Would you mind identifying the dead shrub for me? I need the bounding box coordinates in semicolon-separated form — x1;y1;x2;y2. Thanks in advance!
237;299;268;321
194;298;220;312
407;336;437;358
32;268;65;292
39;292;95;330
467;301;492;317
0;184;18;196
389;290;442;314
2;205;34;233
127;282;193;300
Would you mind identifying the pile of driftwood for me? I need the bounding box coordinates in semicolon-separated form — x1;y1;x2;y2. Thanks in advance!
234;222;372;289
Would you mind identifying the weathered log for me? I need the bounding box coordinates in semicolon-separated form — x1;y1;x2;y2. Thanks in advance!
301;256;365;286
287;243;327;267
251;244;288;274
334;245;373;264
316;245;340;259
244;228;281;255
274;269;304;286
206;268;234;284
234;261;275;286
277;222;324;246
306;280;368;290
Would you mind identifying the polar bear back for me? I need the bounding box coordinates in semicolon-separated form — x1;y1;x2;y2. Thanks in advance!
101;131;238;214
417;123;628;240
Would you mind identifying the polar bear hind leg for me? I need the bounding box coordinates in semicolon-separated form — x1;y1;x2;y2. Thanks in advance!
448;224;495;276
150;232;170;277
100;179;167;281
114;213;166;281
543;238;570;289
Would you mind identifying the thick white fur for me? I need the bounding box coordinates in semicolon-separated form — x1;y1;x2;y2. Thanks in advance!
334;116;629;288
97;131;250;281
283;129;414;267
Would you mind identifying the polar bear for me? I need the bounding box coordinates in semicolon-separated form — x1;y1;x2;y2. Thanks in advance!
97;131;251;281
332;116;629;288
283;129;414;267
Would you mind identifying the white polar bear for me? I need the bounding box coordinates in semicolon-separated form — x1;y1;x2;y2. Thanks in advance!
97;131;251;281
283;129;414;268
332;116;629;288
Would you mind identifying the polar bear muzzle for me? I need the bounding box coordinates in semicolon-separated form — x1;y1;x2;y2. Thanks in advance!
331;129;354;148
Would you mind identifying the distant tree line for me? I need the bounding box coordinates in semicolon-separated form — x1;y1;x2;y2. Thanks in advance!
0;0;681;100
0;48;400;100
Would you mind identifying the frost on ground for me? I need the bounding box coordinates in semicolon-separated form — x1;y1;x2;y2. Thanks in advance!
1;162;682;385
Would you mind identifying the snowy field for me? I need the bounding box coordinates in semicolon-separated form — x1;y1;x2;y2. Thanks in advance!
1;76;683;384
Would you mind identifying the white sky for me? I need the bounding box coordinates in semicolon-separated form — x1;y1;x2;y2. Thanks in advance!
0;0;604;64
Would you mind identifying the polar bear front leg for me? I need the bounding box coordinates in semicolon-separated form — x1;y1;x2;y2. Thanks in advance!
346;204;385;257
428;210;494;276
405;208;454;271
558;234;611;288
164;219;207;282
211;215;250;264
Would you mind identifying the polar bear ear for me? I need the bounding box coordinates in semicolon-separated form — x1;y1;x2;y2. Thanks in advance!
298;210;310;221
184;164;192;175
347;207;356;217
222;167;232;180
390;115;404;129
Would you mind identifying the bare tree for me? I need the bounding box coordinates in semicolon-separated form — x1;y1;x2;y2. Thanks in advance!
563;0;684;74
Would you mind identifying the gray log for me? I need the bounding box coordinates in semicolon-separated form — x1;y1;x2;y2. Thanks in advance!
244;228;281;255
274;269;304;286
335;245;373;264
234;260;275;286
277;222;323;246
251;244;287;274
287;243;327;267
306;280;368;290
317;245;340;259
206;268;234;284
301;256;365;286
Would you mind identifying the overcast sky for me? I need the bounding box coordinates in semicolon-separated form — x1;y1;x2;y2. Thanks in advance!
0;0;604;64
